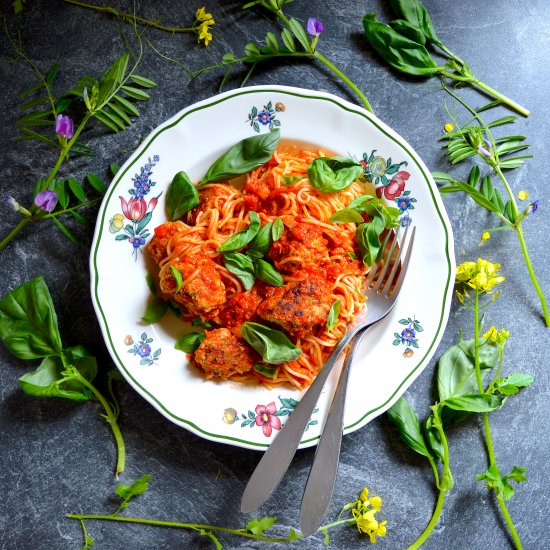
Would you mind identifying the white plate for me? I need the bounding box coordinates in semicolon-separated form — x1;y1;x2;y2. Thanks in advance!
90;85;455;450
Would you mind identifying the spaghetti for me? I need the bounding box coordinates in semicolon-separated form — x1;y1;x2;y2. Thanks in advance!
148;145;372;389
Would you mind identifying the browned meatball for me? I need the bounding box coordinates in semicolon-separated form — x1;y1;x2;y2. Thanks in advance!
267;222;329;273
147;221;183;265
194;328;257;379
257;278;333;338
160;251;226;314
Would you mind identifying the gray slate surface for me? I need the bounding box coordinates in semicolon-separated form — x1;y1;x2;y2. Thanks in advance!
1;1;549;549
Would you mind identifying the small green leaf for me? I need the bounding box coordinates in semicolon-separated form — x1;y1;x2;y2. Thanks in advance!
116;474;152;504
272;218;284;241
281;28;296;52
494;372;534;395
387;397;434;459
255;259;283;287
223;253;256;290
166;171;199;220
249;222;273;255
307;156;363;193
87;173;106;194
241;322;301;365
443;393;505;413
388;0;441;45
217;211;261;253
281;175;303;186
141;298;168;323
246;516;277;535
329;208;364;224
121;85;150;100
175;332;205;353
326;300;341;331
288;18;311;51
253;363;277;378
113;95;140;117
129;74;157;88
244;42;261;57
67;177;87;202
170;265;183;292
265;32;279;53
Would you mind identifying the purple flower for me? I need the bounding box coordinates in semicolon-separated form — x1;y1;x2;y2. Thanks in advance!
477;140;492;158
34;190;58;212
401;328;416;343
257;110;272;125
55;114;74;139
137;343;151;358
400;214;412;227
528;200;540;214
307;17;324;36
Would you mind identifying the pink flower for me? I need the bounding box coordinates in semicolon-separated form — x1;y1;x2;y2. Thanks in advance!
254;402;281;437
55;114;74;139
119;196;158;222
376;171;410;200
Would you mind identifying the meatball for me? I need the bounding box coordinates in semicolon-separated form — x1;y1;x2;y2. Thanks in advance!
188;185;233;224
218;289;263;335
257;277;333;338
147;222;182;264
268;222;329;273
160;251;226;313
194;328;257;379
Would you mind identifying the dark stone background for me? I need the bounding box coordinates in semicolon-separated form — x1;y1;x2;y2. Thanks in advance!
1;1;549;548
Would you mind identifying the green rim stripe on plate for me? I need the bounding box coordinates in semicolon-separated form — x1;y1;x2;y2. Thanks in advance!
92;88;453;448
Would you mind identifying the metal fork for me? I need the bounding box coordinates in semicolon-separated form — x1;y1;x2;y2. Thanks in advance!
241;225;416;522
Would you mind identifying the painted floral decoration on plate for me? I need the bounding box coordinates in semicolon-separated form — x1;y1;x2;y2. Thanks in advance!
125;332;162;366
393;317;424;358
247;101;284;133
109;155;161;258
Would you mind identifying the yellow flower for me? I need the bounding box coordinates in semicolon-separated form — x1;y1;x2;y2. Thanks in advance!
370;496;382;511
518;190;529;201
377;521;388;537
483;326;510;346
222;408;237;424
198;21;213;46
196;7;213;22
360;487;369;503
351;487;387;543
455;258;504;296
444;122;454;133
109;213;124;233
481;231;491;242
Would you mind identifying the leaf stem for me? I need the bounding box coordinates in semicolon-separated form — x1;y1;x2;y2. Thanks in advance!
313;52;374;114
473;296;523;549
73;372;126;477
60;0;196;33
494;166;550;327
470;78;529;118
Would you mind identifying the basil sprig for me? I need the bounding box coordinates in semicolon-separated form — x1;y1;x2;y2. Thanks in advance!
218;211;261;253
326;300;342;331
202;129;280;185
0;276;126;474
166;170;199;220
307;156;363;193
241;322;302;364
330;195;400;267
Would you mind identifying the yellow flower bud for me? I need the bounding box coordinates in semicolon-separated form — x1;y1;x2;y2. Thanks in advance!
481;231;491;242
444;123;454;132
370;496;382;511
518;190;529;201
360;487;369;502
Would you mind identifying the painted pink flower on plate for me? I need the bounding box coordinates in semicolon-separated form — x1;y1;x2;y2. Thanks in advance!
254;402;281;437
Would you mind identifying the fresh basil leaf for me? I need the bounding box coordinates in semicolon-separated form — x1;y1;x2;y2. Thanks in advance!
389;19;426;45
223;253;256;290
249;222;273;255
326;300;341;331
387;397;434;459
388;0;441;45
166;171;199;220
241;322;302;365
202;130;280;185
246;250;264;260
307;156;363;193
476;464;527;502
494;372;534;395
329;208;364;224
356;216;385;267
0;276;63;359
281;175;302;186
253;363;278;379
217;211;261;252
348;194;380;211
145;272;158;297
443;393;505;413
19;354;96;401
362;13;441;76
272;217;284;241
437;339;499;401
255;259;283;287
141;298;168;323
170;265;183;292
175;332;205;353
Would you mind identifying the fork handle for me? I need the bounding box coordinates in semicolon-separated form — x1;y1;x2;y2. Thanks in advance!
240;328;359;514
299;329;367;536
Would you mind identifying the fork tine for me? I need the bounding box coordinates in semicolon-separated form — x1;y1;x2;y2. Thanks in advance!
380;223;411;295
371;227;401;292
384;225;416;297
